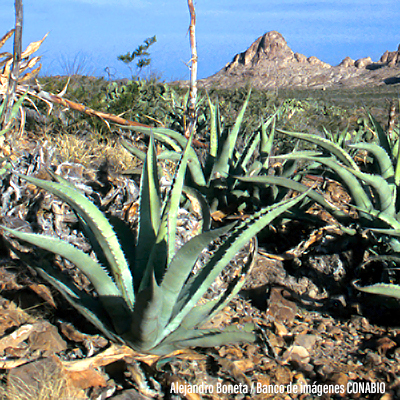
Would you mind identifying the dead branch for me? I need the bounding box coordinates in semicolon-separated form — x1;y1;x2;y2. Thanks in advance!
185;0;198;139
2;0;23;127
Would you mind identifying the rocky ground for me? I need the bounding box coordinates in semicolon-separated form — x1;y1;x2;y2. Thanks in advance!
201;63;400;91
0;134;399;400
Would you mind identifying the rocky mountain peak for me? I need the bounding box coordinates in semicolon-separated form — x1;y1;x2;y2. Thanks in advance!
380;46;400;66
199;31;400;90
230;31;293;66
225;30;330;72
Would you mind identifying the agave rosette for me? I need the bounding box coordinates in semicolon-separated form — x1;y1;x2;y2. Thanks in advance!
272;117;400;299
121;92;305;219
1;129;309;355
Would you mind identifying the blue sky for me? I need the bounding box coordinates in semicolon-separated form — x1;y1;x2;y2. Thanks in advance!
1;1;399;81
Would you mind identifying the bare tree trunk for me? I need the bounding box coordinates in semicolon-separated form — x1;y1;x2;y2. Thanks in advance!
2;0;23;127
185;0;197;139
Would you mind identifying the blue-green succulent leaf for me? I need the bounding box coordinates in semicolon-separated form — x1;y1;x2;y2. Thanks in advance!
16;172;135;310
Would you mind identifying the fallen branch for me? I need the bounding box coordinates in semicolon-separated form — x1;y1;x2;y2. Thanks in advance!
36;88;209;148
37;90;152;128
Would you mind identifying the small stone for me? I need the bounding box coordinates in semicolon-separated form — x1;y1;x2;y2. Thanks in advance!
110;388;152;400
274;321;288;337
379;393;393;400
294;334;317;350
365;351;382;366
376;337;397;356
360;317;370;330
282;345;310;365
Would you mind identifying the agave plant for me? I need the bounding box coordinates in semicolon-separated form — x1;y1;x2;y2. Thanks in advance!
121;92;302;217
274;119;400;244
1;131;308;355
268;115;400;298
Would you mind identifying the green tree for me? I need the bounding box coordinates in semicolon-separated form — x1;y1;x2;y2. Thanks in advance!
118;35;157;78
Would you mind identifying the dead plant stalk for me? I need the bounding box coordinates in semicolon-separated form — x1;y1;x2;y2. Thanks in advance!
186;0;197;138
2;0;22;127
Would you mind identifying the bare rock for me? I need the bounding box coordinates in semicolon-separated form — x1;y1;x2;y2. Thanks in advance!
226;31;296;71
307;56;331;68
380;45;400;66
294;52;307;63
28;321;67;356
380;50;390;64
224;30;330;73
339;56;355;68
355;57;372;68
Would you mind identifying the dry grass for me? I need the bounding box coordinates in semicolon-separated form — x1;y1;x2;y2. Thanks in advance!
13;129;143;174
0;367;87;400
46;133;142;172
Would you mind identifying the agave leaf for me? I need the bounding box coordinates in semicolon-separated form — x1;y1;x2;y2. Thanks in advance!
275;154;374;216
36;265;124;341
335;127;350;148
157;223;235;343
0;91;29;136
204;100;223;181
206;93;218;158
369;113;392;157
166;191;310;337
140;130;195;290
125;125;206;187
349;143;394;180
135;132;162;287
182;186;211;232
124;125;183;152
5;239;127;339
345;167;396;217
6;91;28;123
247;161;263;176
139;130;197;289
260;112;277;156
16;173;135;310
235;131;260;175
178;298;221;332
210;91;251;179
1;226;120;297
120;138;146;162
353;280;400;300
156;150;182;161
394;137;400;187
46;171;113;270
165;131;195;263
122;138;198;170
157;324;255;354
278;129;360;171
235;175;348;220
185;237;258;330
369;227;400;236
1;226;134;334
127;273;165;352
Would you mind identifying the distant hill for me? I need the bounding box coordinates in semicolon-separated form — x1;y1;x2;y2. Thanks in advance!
199;31;400;89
